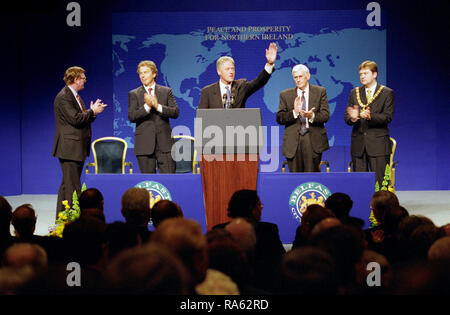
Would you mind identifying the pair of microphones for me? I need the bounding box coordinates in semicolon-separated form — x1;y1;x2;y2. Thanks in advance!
222;93;235;108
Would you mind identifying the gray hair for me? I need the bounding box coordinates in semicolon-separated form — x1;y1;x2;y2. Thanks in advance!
292;64;310;75
216;56;235;70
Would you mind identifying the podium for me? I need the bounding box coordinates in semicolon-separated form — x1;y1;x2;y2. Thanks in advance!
195;108;263;230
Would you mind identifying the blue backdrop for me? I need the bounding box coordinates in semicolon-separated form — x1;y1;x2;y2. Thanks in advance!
0;0;449;196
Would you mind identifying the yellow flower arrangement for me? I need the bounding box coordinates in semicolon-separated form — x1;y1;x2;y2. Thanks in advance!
49;184;85;237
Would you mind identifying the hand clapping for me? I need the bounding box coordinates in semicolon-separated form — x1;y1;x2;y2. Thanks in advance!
90;99;107;115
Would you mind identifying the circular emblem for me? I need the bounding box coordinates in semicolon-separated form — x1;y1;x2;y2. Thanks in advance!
135;180;172;209
289;182;331;223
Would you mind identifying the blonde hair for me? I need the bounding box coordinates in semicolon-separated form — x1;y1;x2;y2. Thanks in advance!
63;66;85;85
137;60;158;79
359;60;378;74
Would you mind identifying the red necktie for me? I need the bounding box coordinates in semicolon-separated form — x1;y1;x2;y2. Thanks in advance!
76;94;85;112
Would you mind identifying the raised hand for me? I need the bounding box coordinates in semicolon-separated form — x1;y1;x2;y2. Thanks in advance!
90;99;107;115
347;105;360;122
265;42;278;65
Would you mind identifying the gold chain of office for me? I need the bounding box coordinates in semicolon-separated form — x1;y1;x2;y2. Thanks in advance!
356;85;385;111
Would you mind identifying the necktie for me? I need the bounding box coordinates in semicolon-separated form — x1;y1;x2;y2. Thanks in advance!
225;86;231;108
148;87;152;95
367;89;373;103
76;94;85;112
299;91;308;135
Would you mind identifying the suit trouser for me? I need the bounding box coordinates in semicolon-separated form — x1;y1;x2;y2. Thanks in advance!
287;132;321;173
352;149;390;186
57;158;84;218
137;140;176;173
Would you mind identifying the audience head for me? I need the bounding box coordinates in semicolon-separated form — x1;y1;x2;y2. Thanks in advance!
63;216;107;268
150;200;183;227
11;204;37;239
105;221;141;260
225;218;257;255
370;190;400;225
428;236;450;263
151;218;208;286
104;243;190;294
121;187;151;226
0;195;13;234
310;224;365;289
311;217;342;237
227;190;262;221
300;204;336;238
325;192;353;221
79;188;104;211
383;205;409;236
2;243;47;270
281;246;338;295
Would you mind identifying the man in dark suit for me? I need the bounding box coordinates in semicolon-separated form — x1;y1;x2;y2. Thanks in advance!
345;60;394;186
277;64;330;172
128;60;179;173
198;43;277;109
53;66;107;216
212;189;285;292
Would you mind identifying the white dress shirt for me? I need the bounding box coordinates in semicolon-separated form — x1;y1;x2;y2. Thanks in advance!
143;83;163;113
292;84;315;125
68;86;85;112
365;81;377;102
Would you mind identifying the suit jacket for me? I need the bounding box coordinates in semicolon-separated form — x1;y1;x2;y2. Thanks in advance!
128;84;179;156
52;86;96;162
198;69;271;109
276;85;330;159
344;84;394;157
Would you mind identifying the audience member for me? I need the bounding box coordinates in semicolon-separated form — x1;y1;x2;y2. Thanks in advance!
195;269;240;295
396;215;438;262
104;243;190;294
121;187;152;242
325;192;353;221
0;196;15;258
292;204;335;248
62;216;108;293
281;246;338;295
206;226;263;294
151;217;208;290
310;224;365;293
105;221;141;260
428;236;450;263
212;189;285;293
150;199;183;227
11;204;44;243
79;188;105;222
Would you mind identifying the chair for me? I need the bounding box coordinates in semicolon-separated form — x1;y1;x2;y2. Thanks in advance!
282;160;330;173
172;135;199;174
85;137;132;174
347;137;398;192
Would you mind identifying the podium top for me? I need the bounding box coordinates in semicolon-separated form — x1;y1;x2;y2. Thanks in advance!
194;108;263;154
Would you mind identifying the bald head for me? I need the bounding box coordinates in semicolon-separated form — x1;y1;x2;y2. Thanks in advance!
225;218;256;253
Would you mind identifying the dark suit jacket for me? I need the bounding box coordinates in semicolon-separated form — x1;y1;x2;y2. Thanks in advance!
276;85;330;159
344;84;394;157
52;86;96;162
128;84;179;156
198;69;271;109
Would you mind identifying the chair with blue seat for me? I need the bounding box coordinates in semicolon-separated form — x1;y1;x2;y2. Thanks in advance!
171;135;199;174
85;137;133;174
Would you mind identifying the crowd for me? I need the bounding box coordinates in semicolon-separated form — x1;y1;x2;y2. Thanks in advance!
0;188;449;295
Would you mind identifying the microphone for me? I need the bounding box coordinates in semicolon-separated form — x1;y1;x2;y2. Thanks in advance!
230;94;235;106
222;93;227;106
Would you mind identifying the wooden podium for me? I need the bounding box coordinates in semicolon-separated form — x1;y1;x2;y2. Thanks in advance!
195;109;263;230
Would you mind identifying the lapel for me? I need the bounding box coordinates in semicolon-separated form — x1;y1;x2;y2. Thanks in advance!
213;82;223;108
66;86;85;112
308;85;317;109
359;86;367;104
154;84;161;100
289;87;297;109
138;85;147;105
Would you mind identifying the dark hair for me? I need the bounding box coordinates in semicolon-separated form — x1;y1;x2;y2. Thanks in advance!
151;200;183;227
227;190;259;219
325;193;353;220
11;204;37;239
79;188;104;211
0;195;13;232
371;191;400;224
